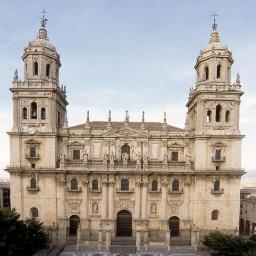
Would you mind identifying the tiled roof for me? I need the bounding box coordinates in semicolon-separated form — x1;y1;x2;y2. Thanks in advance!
69;121;184;132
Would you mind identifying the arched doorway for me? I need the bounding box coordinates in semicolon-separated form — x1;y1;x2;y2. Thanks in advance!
169;216;180;237
69;215;80;236
116;210;132;237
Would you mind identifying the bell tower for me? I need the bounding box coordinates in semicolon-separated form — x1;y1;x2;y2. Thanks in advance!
186;18;243;136
11;12;68;133
185;17;244;172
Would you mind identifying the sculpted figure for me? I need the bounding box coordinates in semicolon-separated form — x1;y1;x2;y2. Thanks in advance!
60;154;66;169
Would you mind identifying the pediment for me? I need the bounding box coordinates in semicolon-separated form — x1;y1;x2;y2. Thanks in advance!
25;139;40;145
67;141;85;147
102;127;148;138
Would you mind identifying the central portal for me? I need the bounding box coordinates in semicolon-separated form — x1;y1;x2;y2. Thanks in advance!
116;210;132;237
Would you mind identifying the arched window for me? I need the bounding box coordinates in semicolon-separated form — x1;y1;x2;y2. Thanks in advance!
30;207;38;218
211;210;219;220
217;64;221;78
31;102;37;119
33;62;38;75
152;180;158;192
121;144;130;159
215;149;221;161
73;150;80;160
225;111;230;122
46;64;50;77
214;180;220;192
30;178;37;189
205;66;209;80
215;105;222;122
92;179;98;191
207;110;212;123
71;178;78;190
121;179;129;191
41;108;46;120
23;107;27;119
172;180;179;192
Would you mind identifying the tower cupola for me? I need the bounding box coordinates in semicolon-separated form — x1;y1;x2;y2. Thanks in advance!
194;17;233;89
22;12;61;83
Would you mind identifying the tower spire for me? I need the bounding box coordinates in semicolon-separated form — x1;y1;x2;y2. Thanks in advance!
38;9;48;40
40;9;48;28
209;12;220;43
211;12;218;31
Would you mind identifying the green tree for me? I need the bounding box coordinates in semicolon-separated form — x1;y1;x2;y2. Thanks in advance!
203;231;256;256
0;208;48;256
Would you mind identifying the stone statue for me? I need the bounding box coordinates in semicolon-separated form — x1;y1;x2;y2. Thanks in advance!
103;154;108;165
143;154;148;169
122;153;128;167
60;154;66;169
92;202;98;213
185;154;192;166
110;151;115;167
163;152;168;163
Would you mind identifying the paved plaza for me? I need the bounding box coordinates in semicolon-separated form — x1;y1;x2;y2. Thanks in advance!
60;246;210;256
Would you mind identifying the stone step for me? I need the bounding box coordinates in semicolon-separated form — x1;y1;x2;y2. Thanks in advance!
111;237;136;245
110;244;136;253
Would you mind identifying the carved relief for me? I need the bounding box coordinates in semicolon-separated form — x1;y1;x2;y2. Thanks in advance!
67;199;82;214
168;200;183;215
115;200;135;215
57;173;66;185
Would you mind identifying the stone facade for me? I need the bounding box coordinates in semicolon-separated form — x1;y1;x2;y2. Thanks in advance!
7;20;244;247
0;181;10;209
240;188;256;235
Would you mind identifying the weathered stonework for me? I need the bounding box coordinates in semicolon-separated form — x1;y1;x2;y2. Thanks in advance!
7;21;244;247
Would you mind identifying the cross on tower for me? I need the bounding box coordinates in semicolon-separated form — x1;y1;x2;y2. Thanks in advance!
211;12;218;31
40;9;48;27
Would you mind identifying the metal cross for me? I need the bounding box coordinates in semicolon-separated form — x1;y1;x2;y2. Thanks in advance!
211;12;218;31
40;9;48;27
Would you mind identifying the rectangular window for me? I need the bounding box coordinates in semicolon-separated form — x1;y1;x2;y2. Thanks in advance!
30;147;36;158
171;151;178;161
215;149;221;160
73;150;80;160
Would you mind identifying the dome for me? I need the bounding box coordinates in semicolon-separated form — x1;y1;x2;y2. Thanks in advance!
199;30;231;56
23;26;59;59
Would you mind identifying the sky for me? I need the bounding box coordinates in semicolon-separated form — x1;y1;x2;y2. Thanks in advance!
0;0;255;186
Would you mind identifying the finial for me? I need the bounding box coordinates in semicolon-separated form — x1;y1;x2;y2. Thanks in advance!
163;111;167;123
142;111;145;123
86;110;90;123
209;12;220;43
236;73;240;85
13;69;18;82
63;112;68;128
211;12;218;31
125;110;129;122
108;110;111;122
40;9;48;28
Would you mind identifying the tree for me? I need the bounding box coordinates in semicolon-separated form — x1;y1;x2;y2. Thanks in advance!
0;208;48;256
203;231;256;256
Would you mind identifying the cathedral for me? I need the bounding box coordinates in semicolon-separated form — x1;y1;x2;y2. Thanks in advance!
7;16;244;248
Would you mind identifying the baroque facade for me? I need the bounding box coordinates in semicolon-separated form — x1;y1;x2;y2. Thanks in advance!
7;19;244;247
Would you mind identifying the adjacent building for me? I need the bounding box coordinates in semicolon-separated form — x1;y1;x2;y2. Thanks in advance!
7;17;244;247
0;180;10;209
240;187;256;235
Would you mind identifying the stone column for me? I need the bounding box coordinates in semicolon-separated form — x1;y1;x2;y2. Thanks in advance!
161;176;168;220
166;230;170;251
141;176;148;219
191;225;199;248
56;174;67;244
105;229;111;251
98;228;103;250
81;175;89;237
76;224;81;250
135;176;141;220
108;179;115;219
136;230;141;252
102;179;108;219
